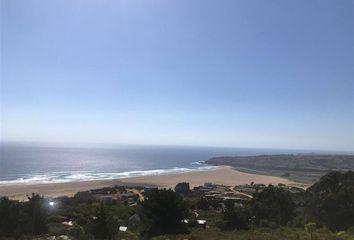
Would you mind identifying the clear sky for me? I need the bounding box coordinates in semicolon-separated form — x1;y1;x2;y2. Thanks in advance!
1;0;354;151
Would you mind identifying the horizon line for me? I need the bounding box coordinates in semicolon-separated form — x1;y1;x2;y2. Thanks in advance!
1;139;354;155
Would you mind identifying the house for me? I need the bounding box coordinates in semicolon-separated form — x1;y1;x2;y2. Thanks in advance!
99;195;113;204
61;221;73;226
197;219;207;228
119;226;128;232
204;182;214;187
181;219;189;224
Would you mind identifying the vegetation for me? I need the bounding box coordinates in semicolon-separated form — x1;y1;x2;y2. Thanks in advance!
251;184;295;226
306;171;354;231
305;222;316;240
1;171;354;239
26;193;49;235
0;196;20;236
139;188;189;238
0;193;48;237
151;227;347;240
221;206;250;230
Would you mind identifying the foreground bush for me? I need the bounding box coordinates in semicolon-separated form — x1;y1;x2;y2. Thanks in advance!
307;171;354;231
139;189;189;238
251;185;295;226
152;227;339;240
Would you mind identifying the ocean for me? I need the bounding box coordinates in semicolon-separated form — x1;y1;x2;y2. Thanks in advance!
0;142;313;185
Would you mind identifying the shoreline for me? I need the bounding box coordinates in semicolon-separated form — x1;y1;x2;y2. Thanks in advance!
0;166;306;201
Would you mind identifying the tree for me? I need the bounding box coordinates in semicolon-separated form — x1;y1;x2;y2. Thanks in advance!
0;197;20;236
222;206;250;230
306;171;354;231
67;224;85;240
25;193;48;235
174;182;190;194
251;185;295;226
89;205;110;240
197;197;209;210
86;205;123;240
305;222;316;240
139;189;189;237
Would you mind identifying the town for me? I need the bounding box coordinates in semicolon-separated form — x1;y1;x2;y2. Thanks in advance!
26;181;306;240
1;171;354;240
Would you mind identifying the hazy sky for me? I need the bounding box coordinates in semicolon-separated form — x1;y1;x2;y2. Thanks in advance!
1;0;354;151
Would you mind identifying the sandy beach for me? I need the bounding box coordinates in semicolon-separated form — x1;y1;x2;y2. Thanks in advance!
0;166;302;201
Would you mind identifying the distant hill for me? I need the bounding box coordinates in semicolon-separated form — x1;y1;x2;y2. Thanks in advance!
205;154;354;183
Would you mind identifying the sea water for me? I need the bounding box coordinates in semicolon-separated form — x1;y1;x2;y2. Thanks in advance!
0;142;307;185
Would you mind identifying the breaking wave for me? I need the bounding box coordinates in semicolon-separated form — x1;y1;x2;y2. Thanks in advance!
0;166;219;185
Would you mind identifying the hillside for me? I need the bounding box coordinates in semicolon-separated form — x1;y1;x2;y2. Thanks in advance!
205;154;354;183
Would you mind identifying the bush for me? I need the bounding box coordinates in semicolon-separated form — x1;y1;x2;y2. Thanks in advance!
306;171;354;231
67;224;85;239
139;189;189;237
197;198;209;210
221;206;250;230
251;185;295;226
0;197;20;236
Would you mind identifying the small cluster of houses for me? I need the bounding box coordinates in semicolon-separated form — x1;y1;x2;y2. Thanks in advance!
96;190;138;205
74;185;148;206
48;181;304;239
61;213;141;236
233;183;266;195
234;182;304;195
194;182;252;203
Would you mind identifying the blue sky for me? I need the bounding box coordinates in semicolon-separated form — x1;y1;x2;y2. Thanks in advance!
1;0;354;151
